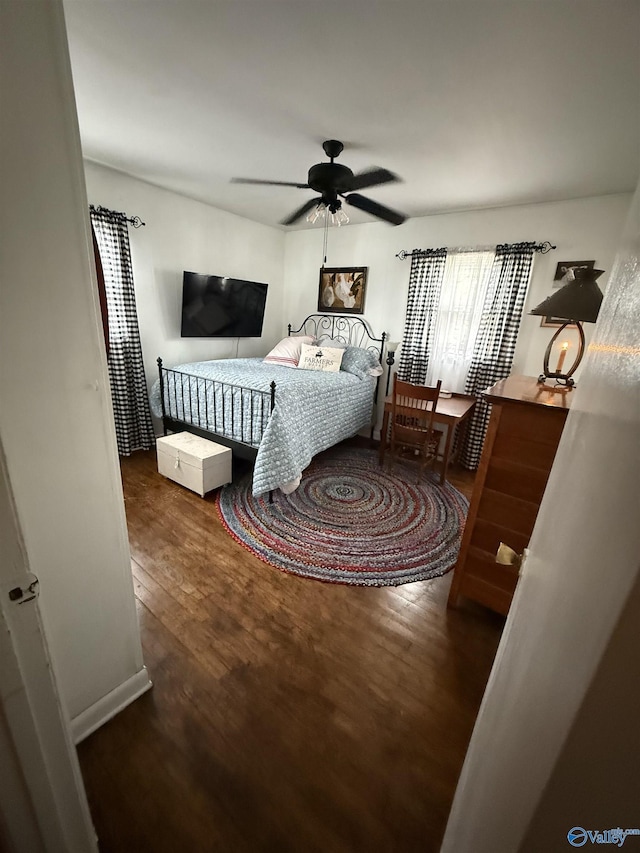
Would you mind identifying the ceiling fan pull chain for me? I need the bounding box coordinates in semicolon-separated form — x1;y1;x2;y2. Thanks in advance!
322;217;329;267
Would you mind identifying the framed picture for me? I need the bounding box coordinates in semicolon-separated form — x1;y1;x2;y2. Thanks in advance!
542;259;596;326
318;266;368;314
553;259;595;289
540;317;578;328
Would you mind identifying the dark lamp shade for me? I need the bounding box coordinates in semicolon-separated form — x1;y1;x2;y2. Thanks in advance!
530;267;604;323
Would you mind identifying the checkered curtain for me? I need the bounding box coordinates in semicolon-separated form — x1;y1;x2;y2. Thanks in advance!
459;242;537;469
397;248;447;384
90;205;155;455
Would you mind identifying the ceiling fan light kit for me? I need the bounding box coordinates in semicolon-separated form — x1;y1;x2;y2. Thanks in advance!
232;139;407;227
306;202;350;227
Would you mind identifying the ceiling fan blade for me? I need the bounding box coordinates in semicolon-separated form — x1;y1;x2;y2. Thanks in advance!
281;197;323;226
231;178;309;188
344;193;407;226
348;167;400;192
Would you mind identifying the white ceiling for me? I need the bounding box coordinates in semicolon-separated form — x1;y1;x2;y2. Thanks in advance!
63;0;640;230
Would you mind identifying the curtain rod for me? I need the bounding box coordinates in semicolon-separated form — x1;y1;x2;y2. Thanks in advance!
396;241;556;260
90;204;146;228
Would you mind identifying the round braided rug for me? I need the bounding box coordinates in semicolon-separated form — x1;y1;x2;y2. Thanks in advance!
216;445;468;587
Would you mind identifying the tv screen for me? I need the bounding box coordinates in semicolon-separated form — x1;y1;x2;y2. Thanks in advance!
180;272;268;338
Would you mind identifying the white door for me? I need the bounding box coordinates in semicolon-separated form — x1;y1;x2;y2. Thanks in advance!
441;187;640;851
0;440;97;853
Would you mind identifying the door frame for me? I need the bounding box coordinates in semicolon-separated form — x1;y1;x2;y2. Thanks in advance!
0;439;97;852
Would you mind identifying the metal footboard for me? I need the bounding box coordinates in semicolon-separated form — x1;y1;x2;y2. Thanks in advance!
157;358;276;460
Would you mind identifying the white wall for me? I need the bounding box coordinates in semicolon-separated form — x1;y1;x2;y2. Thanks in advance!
0;0;148;731
441;184;640;851
521;568;640;850
84;162;285;401
84;162;630;422
283;193;631;382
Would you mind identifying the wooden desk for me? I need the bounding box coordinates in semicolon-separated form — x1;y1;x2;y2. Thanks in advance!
379;392;476;483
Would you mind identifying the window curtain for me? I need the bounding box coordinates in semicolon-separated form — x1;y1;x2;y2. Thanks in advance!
459;242;537;469
424;250;495;392
397;248;447;384
91;223;109;356
90;205;155;456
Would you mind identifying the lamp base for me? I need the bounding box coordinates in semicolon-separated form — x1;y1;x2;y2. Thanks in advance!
537;375;575;392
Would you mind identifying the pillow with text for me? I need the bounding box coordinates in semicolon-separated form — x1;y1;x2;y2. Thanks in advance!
297;344;344;373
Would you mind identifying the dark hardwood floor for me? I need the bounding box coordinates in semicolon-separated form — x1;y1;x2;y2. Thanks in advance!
77;442;504;853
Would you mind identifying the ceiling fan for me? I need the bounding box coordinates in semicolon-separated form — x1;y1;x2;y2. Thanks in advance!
232;139;407;227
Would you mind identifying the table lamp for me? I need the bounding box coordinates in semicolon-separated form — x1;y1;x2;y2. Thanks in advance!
529;266;604;388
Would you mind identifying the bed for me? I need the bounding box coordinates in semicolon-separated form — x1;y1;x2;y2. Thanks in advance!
151;315;386;496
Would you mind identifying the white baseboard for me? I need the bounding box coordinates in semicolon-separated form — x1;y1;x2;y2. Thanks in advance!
70;667;152;744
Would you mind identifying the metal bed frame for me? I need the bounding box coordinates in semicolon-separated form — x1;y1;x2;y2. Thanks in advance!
156;314;386;461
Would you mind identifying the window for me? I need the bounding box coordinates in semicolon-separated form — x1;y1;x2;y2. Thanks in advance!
424;250;494;392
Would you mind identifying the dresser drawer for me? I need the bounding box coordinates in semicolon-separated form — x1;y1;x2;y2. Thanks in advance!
476;488;538;536
494;404;567;445
484;457;552;505
469;518;530;561
457;549;519;616
491;407;566;470
491;433;562;471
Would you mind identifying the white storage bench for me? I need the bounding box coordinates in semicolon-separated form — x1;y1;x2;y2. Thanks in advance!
156;432;232;497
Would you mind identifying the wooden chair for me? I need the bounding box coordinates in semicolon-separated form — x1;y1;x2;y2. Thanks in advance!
387;375;443;482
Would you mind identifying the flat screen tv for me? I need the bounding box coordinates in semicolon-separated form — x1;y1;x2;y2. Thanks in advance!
180;272;268;338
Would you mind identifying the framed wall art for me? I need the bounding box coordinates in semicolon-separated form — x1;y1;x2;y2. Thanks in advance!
318;266;368;315
552;259;595;288
541;259;596;326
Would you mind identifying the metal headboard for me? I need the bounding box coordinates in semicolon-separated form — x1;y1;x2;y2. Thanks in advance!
288;314;386;364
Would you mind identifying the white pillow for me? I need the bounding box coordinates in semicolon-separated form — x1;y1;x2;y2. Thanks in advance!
297;344;344;373
263;335;314;368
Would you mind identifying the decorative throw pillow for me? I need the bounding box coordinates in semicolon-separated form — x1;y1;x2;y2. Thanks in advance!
297;344;344;373
340;346;383;379
263;335;314;368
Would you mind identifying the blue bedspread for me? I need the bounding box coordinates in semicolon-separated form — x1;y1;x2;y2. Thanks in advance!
150;358;376;495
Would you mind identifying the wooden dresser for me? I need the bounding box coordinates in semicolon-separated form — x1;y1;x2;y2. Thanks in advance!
447;375;572;616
